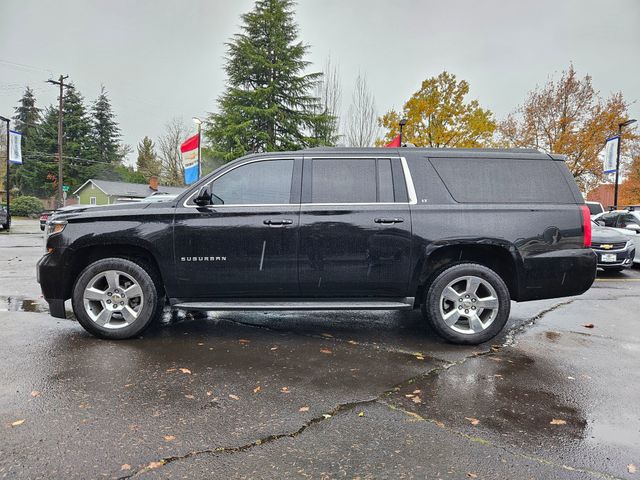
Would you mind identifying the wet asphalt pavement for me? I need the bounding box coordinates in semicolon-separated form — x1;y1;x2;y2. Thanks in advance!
1;219;639;479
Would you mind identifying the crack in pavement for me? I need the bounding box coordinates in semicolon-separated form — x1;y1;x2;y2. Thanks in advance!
116;398;380;479
118;299;588;479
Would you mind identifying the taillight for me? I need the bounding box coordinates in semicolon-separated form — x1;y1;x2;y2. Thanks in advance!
580;205;591;247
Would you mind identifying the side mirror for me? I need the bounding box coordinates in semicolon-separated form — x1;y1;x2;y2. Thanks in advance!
625;224;640;234
194;185;212;206
595;220;605;227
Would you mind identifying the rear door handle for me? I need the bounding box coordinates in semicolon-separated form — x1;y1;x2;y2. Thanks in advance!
374;217;404;224
264;219;294;226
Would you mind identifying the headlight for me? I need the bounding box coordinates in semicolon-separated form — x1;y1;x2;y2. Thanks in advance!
46;220;67;236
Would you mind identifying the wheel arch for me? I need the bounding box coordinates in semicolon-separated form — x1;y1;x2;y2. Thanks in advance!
413;240;521;307
64;243;166;301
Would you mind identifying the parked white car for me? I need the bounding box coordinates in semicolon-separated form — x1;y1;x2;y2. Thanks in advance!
586;201;604;218
593;209;640;264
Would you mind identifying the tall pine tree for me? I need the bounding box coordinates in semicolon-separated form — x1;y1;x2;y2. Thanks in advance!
136;136;161;180
206;0;328;161
12;87;42;195
90;86;121;163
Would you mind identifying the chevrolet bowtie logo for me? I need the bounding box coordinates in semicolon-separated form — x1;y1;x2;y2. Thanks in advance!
600;244;614;249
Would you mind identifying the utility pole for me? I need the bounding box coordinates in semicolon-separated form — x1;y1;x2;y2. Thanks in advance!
47;75;72;207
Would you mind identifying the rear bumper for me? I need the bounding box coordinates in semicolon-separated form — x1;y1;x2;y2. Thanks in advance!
517;248;597;302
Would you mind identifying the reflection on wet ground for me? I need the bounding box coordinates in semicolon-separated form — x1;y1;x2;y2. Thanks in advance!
0;296;48;313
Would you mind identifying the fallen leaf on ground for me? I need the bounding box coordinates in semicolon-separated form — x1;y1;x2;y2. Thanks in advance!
465;417;480;426
415;355;425;360
147;461;165;469
270;346;278;351
299;406;309;412
628;464;637;474
184;395;195;399
322;414;332;419
11;419;25;427
206;391;213;396
321;333;333;338
163;435;176;441
319;348;332;354
412;396;422;404
405;394;414;398
567;376;575;380
434;420;445;428
412;389;421;394
583;323;594;329
550;419;567;425
253;386;261;393
124;384;134;388
467;473;478;479
239;339;250;345
166;368;177;373
197;342;204;346
347;340;358;345
358;411;365;417
120;464;131;471
229;394;240;401
30;391;41;397
280;387;290;393
178;368;191;374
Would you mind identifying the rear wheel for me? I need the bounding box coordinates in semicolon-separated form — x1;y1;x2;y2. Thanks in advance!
72;258;163;339
423;263;510;345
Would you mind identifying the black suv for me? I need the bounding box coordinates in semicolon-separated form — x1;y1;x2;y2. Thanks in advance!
37;148;596;344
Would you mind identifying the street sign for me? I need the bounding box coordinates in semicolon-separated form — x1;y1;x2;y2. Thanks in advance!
62;185;69;192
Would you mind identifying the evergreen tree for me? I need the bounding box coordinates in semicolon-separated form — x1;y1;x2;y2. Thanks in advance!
59;85;94;189
206;0;327;161
12;87;42;195
23;106;59;197
136;136;161;179
90;86;121;163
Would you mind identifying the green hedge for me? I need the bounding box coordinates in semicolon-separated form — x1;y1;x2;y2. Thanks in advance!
11;196;44;217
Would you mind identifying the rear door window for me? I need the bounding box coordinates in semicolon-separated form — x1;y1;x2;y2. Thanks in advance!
430;158;575;204
310;158;398;204
600;213;619;227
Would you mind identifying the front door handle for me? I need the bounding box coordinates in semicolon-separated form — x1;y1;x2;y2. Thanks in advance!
374;217;404;224
264;219;294;226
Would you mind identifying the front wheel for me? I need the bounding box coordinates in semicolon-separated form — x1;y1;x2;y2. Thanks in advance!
423;263;511;345
72;258;163;339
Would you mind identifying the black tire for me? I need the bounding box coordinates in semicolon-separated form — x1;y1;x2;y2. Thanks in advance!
422;263;511;345
72;258;163;339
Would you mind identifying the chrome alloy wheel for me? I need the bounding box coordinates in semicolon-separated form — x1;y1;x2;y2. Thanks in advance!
82;270;144;329
438;275;499;335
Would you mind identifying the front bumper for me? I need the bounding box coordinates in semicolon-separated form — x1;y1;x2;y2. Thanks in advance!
593;245;635;269
37;248;70;319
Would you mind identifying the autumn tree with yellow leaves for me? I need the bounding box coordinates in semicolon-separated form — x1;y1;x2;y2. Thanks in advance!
499;65;637;192
377;71;496;148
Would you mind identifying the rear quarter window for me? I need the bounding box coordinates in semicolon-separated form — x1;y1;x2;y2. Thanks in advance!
430;158;576;204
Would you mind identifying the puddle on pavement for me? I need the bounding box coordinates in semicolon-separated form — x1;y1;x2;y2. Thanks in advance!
392;350;587;442
0;296;49;313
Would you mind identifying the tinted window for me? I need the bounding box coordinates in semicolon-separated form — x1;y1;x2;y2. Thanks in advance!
377;159;395;202
587;203;604;215
311;159;377;203
211;159;293;205
618;214;640;228
430;158;575;204
600;213;618;227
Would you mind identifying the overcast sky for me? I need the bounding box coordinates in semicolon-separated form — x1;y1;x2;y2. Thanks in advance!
1;0;638;164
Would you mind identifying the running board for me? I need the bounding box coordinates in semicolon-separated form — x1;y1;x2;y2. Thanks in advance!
173;297;414;311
